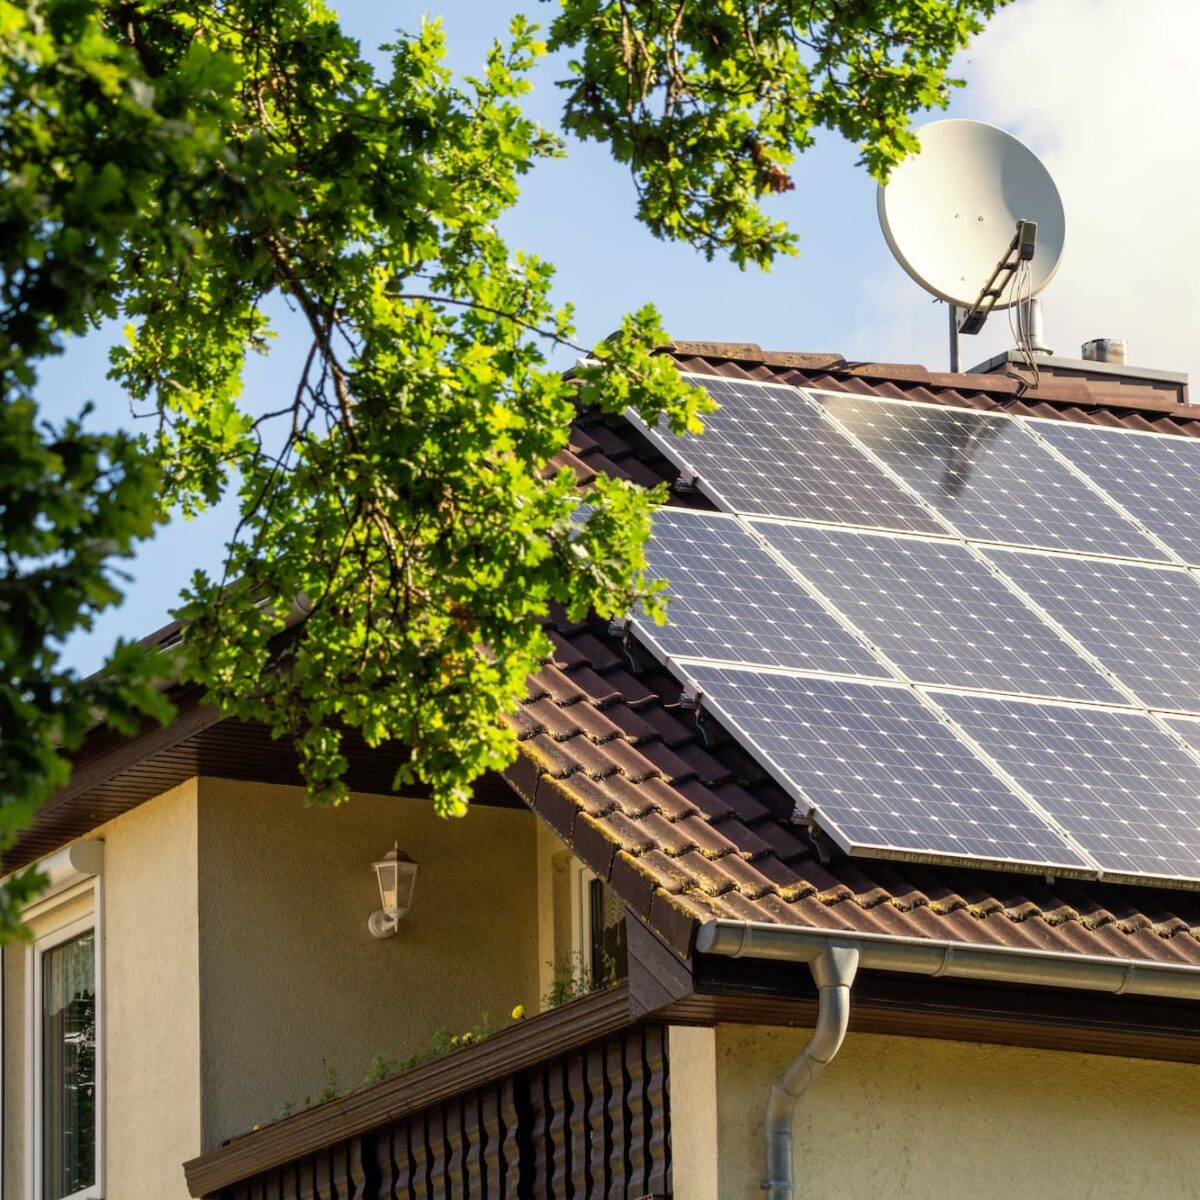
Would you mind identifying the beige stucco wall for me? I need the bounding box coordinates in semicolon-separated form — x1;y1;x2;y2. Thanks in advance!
670;1021;1200;1200
98;779;201;1199
4;777;541;1191
1;779;201;1200
196;778;540;1149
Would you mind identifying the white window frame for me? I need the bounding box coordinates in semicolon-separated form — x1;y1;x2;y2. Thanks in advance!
569;858;626;983
21;841;105;1200
568;859;599;978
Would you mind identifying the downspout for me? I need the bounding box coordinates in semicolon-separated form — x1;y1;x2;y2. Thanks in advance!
762;940;860;1200
694;918;1200;1198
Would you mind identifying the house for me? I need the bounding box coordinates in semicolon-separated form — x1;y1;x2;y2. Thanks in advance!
5;341;1200;1200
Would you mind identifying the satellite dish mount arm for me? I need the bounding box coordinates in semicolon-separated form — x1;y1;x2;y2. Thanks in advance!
955;220;1038;336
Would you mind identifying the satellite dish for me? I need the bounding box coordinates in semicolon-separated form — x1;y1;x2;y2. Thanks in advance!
877;119;1065;310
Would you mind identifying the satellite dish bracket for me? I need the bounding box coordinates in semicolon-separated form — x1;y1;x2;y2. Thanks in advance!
956;219;1038;336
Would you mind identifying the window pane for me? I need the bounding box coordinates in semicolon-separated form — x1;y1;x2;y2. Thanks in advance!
42;929;96;1199
588;878;628;985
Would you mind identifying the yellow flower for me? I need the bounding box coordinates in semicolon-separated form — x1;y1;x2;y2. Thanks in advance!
511;1004;526;1021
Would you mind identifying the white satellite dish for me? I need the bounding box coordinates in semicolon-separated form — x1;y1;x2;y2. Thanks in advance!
878;119;1065;308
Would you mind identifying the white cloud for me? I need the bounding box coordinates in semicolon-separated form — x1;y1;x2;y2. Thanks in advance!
850;0;1200;380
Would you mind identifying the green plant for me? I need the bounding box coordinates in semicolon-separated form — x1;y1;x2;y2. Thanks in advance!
275;1057;342;1120
542;951;618;1009
317;1059;340;1104
387;1013;494;1076
279;1011;500;1118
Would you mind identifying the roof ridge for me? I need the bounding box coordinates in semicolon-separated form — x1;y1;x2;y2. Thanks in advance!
664;343;1200;423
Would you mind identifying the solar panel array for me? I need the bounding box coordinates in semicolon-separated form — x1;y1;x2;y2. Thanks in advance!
627;373;1200;886
757;522;1121;703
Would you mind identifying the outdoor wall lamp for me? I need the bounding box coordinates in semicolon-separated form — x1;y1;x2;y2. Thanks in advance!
368;843;420;938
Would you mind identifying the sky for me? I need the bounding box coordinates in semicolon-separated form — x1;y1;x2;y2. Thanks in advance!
42;0;1200;674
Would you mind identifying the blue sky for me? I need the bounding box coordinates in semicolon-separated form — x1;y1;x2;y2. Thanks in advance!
43;0;1200;674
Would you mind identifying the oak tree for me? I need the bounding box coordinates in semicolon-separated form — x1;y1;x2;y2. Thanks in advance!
0;0;1004;930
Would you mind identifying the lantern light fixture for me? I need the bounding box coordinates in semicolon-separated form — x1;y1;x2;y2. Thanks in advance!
368;842;420;938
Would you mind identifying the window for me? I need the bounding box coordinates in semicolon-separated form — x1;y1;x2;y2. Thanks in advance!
23;840;104;1200
40;927;97;1199
571;862;628;986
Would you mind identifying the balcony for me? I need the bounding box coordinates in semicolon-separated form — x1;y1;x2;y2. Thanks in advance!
183;985;671;1200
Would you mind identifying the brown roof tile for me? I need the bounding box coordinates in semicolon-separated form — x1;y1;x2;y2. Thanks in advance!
508;345;1200;966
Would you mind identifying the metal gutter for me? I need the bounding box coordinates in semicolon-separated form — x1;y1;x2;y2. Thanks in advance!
694;919;1200;1001
697;920;1200;1199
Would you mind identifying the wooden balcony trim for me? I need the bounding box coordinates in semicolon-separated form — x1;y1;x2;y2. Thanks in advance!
183;983;635;1197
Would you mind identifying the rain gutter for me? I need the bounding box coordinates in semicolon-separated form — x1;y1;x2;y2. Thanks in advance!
693;919;1200;1001
694;919;1200;1200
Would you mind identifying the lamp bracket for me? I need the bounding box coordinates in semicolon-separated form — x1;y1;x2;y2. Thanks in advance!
368;907;407;939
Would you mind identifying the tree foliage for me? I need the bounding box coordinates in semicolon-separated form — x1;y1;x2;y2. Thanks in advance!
550;0;1005;267
0;0;1004;921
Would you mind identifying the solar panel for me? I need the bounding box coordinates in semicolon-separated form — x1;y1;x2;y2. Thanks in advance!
683;664;1088;869
616;379;1200;886
936;690;1200;880
756;522;1123;703
636;376;945;532
1034;419;1200;565
986;549;1200;713
636;510;889;677
816;392;1162;558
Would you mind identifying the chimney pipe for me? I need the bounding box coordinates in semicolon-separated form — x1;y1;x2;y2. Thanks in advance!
1016;298;1052;356
1082;338;1127;365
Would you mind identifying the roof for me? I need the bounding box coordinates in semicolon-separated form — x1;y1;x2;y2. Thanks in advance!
504;343;1200;969
18;341;1200;973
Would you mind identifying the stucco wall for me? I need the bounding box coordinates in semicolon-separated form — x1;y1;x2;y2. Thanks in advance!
196;779;540;1149
99;779;201;1199
669;1021;1200;1200
1;779;201;1200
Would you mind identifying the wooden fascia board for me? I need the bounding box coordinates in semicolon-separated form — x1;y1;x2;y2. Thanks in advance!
646;954;1200;1065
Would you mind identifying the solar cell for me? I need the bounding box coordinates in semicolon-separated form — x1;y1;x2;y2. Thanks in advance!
1034;420;1200;565
757;522;1123;703
816;392;1162;558
637;510;889;678
937;691;1200;879
683;664;1088;869
986;549;1200;712
638;376;945;531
